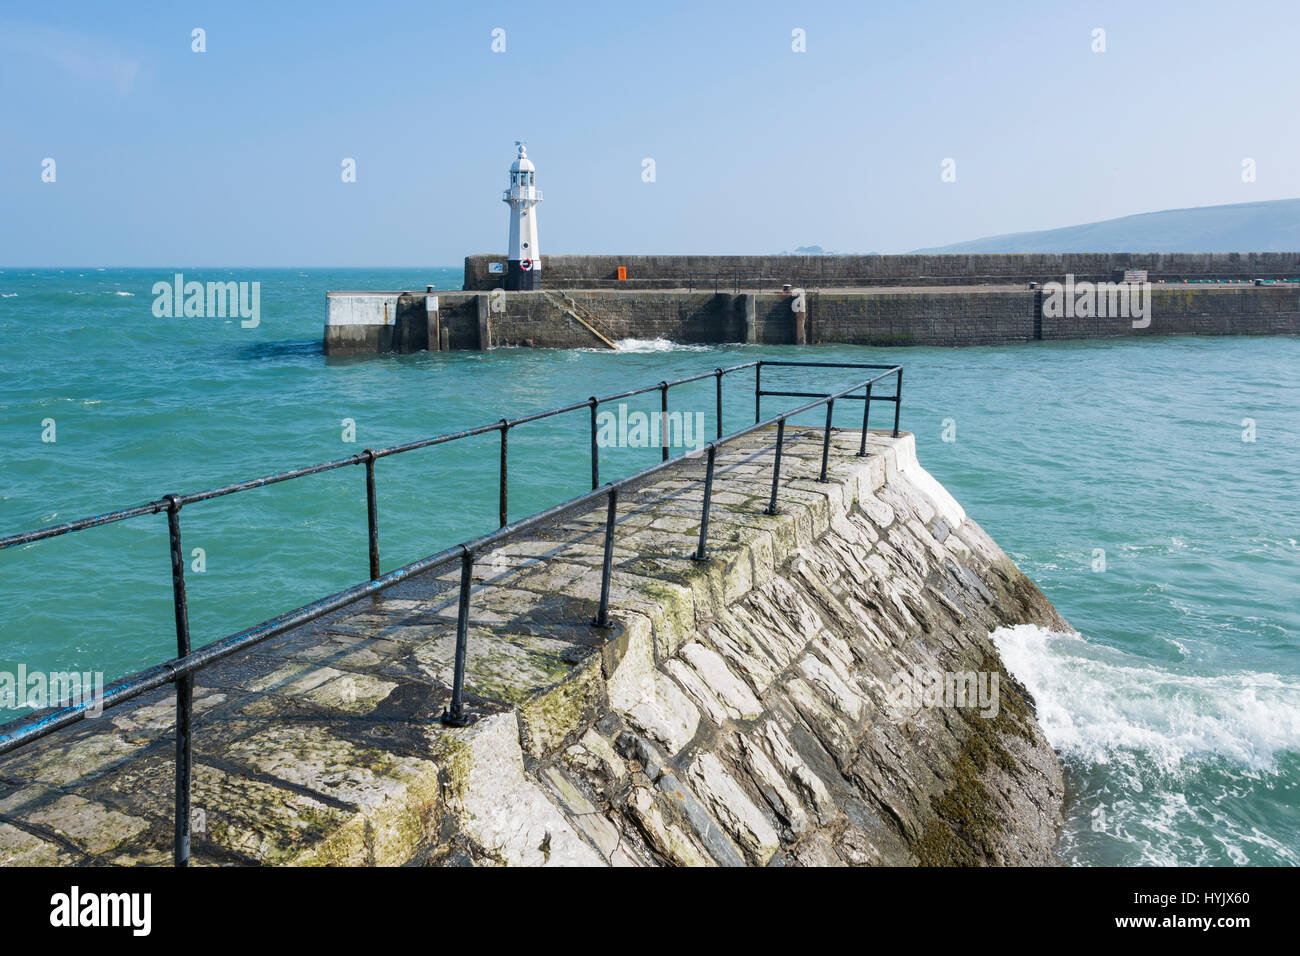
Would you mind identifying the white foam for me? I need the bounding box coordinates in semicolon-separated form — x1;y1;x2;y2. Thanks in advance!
992;624;1300;773
611;338;714;353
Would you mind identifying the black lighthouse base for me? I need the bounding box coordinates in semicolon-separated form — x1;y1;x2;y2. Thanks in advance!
506;261;541;291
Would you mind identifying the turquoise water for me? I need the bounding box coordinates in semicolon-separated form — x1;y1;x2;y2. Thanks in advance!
1;268;1297;866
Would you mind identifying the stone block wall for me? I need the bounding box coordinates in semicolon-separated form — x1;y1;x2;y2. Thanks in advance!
328;285;1300;354
781;291;1037;346
464;252;1300;291
1041;286;1300;339
564;291;743;343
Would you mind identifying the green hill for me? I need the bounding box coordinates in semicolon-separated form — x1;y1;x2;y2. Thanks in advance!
914;198;1300;253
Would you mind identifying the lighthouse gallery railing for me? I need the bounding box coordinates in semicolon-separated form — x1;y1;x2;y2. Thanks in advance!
0;358;903;866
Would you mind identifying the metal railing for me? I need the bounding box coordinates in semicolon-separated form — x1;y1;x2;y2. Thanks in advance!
0;359;903;866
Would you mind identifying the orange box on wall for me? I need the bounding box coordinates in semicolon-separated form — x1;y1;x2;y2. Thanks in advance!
616;266;627;281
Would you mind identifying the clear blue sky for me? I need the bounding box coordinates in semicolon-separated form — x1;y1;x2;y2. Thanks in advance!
2;0;1297;265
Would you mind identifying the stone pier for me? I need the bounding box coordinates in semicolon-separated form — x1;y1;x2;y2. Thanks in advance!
325;285;1300;355
0;429;1067;866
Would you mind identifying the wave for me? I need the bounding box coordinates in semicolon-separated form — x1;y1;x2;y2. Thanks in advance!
611;337;715;353
992;624;1300;773
994;624;1300;864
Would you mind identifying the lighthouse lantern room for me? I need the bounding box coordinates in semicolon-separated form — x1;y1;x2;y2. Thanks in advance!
503;142;542;290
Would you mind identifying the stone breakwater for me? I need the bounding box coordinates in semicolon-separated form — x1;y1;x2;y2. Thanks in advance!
327;252;1300;354
0;429;1066;866
464;252;1300;290
326;285;1300;354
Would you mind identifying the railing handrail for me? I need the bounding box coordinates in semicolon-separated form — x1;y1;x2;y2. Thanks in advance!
0;362;768;552
0;358;904;867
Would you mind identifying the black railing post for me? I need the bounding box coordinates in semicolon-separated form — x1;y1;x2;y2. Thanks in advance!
765;418;786;515
659;382;670;462
893;368;903;438
593;487;618;628
693;444;717;562
754;363;762;424
363;450;380;580
164;494;192;868
498;420;509;528
440;549;474;727
818;399;836;482
589;397;600;490
714;368;723;439
858;382;872;456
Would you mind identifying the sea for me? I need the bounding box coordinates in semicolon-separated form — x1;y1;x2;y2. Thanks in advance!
1;267;1296;866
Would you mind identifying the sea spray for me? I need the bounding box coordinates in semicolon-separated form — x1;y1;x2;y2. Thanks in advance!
993;624;1300;865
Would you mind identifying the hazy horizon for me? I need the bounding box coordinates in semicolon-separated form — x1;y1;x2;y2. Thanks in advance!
5;195;1298;268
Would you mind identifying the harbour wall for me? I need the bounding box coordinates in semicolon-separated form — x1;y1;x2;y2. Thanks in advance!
464;252;1300;290
0;430;1067;866
326;286;1300;354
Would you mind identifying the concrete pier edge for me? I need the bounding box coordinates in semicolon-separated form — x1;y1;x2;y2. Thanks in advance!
1;428;1068;866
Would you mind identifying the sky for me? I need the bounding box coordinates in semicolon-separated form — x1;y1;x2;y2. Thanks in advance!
1;0;1298;266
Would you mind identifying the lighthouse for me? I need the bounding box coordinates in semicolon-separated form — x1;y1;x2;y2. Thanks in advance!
503;142;542;290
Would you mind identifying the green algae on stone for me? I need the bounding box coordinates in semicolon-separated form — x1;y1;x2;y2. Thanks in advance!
518;655;605;760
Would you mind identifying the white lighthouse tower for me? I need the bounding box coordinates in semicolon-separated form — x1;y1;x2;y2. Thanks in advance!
503;142;542;290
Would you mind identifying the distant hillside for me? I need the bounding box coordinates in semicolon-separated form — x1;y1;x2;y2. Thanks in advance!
914;198;1300;254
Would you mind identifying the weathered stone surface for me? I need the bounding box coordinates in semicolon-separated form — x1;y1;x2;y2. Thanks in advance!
446;714;601;867
685;753;781;865
606;621;700;754
0;429;1066;866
